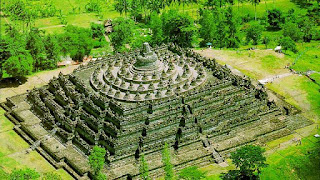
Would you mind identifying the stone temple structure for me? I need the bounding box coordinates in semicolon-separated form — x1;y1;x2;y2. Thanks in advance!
2;43;312;179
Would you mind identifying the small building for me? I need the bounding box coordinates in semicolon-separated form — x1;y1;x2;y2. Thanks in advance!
275;46;282;53
206;42;212;48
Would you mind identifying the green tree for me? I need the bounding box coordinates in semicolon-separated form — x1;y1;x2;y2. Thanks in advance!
150;12;164;45
38;0;57;18
161;10;197;47
225;7;241;48
286;8;297;23
89;146;107;179
306;3;320;25
204;0;217;9
262;35;271;49
110;17;135;52
297;17;316;42
3;54;34;78
282;22;302;42
60;26;94;61
4;0;36;31
91;23;105;39
162;143;174;180
220;170;242;180
90;23;107;48
130;0;143;22
250;0;260;20
139;154;150;180
26;28;48;71
1;25;34;79
229;145;267;178
267;8;285;30
130;30;152;50
44;35;61;69
179;166;206;180
280;37;298;53
114;0;130;16
9;168;40;180
215;9;227;48
199;10;216;47
245;21;264;45
148;0;164;14
85;0;102;13
0;36;12;79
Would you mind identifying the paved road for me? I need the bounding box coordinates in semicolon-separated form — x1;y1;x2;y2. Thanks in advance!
0;65;78;102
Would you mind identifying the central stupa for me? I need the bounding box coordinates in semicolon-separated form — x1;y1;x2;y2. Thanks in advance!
134;42;159;70
90;42;206;101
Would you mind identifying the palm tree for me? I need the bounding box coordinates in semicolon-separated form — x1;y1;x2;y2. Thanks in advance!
251;0;260;21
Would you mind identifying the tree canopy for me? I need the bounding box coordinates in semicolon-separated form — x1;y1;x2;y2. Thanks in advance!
59;25;94;61
162;143;174;180
221;145;267;179
9;168;40;180
161;10;197;47
245;21;264;45
110;17;135;52
89;146;107;175
139;154;150;180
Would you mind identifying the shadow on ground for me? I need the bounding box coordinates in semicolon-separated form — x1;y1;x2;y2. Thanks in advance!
0;77;27;89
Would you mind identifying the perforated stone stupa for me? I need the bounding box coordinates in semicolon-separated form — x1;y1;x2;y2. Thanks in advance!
2;43;312;179
90;42;206;101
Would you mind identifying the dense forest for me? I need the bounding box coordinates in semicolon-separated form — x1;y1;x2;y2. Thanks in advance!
0;0;319;79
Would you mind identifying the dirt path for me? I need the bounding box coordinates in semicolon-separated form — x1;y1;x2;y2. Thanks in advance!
0;65;78;102
39;24;65;30
258;72;294;84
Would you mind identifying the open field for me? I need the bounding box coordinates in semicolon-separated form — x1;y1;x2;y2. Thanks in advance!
196;48;320;180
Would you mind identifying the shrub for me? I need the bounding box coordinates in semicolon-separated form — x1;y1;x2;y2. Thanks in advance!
282;22;302;41
280;37;298;53
245;22;264;45
10;168;40;180
179;166;206;180
59;26;94;61
110;17;135;52
161;10;198;47
267;8;285;30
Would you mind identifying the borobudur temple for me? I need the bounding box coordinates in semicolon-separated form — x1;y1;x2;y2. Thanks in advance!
2;43;312;179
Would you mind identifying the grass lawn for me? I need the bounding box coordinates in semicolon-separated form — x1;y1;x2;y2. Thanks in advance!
196;49;292;80
34;17;61;28
260;129;320;180
0;108;73;179
290;42;320;73
310;73;320;84
266;75;320;118
235;0;306;19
